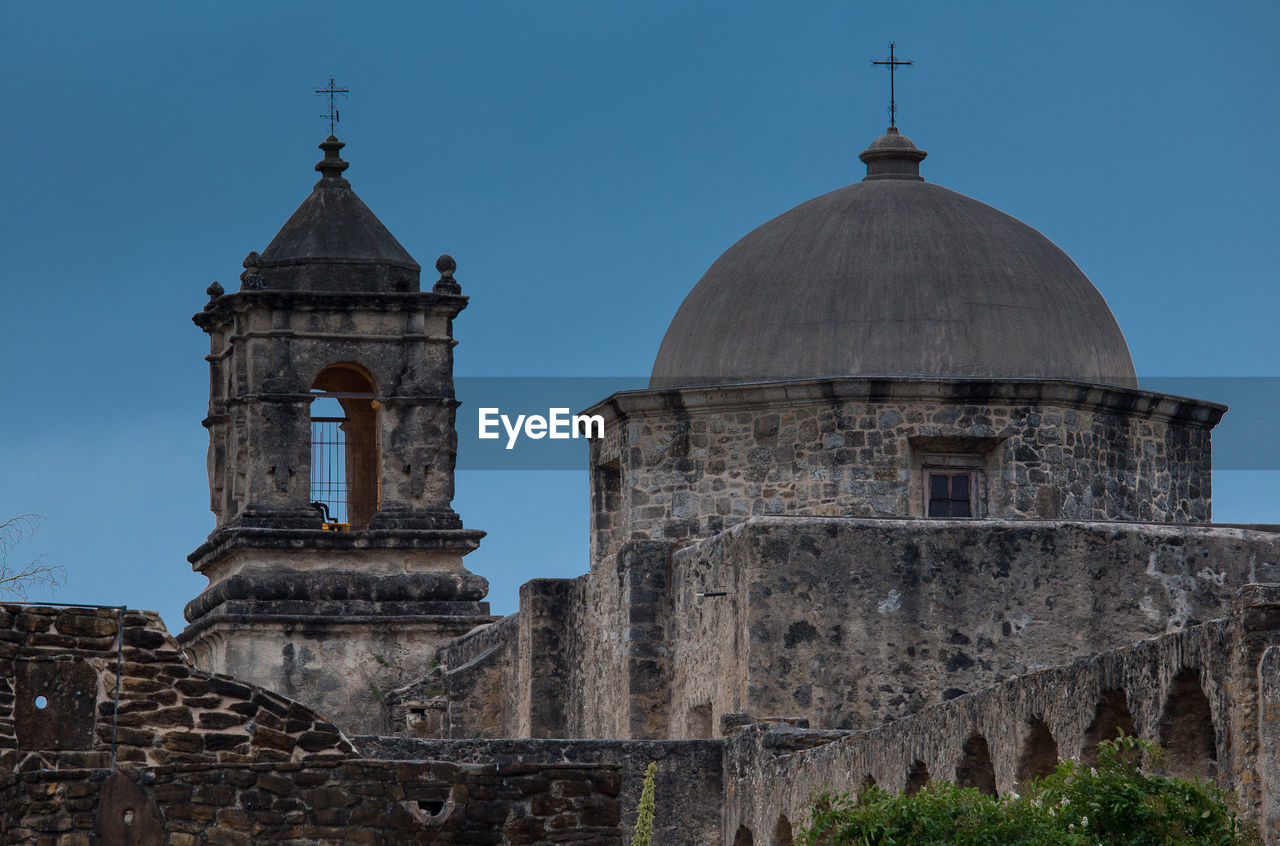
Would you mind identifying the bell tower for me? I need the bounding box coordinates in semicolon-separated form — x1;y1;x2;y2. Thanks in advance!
179;136;492;734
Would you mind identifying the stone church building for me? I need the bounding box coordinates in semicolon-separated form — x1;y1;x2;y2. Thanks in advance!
4;126;1280;844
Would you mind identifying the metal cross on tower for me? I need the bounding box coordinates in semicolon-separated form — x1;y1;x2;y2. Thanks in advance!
315;76;349;135
871;43;912;128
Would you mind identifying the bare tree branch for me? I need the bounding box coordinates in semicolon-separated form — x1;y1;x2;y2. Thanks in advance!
0;515;66;600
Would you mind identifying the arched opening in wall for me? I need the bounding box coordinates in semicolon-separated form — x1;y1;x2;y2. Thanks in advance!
310;365;379;530
955;734;997;795
733;824;754;846
1082;688;1137;767
858;774;877;801
1158;668;1217;781
904;760;929;796
773;814;793;846
1016;716;1059;784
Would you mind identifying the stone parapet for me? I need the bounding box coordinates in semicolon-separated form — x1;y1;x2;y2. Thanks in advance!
358;736;723;846
0;758;623;845
669;517;1280;734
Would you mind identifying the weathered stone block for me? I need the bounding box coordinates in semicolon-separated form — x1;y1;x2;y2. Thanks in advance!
197;712;246;731
205;826;252;846
255;773;297;796
304;786;358;809
161;732;205;754
250;727;296;753
54;613;117;639
150;707;195;728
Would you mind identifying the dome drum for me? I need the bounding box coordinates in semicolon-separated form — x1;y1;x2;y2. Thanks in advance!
584;375;1223;571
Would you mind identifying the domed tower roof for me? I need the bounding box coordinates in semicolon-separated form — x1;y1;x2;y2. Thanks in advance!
650;128;1137;388
244;136;421;293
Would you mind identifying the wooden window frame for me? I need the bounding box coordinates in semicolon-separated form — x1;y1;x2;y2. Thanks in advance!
923;468;979;519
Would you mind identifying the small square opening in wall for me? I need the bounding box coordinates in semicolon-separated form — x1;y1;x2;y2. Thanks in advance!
907;437;1002;520
925;470;976;518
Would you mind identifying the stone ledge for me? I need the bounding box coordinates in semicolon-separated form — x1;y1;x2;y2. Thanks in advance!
188;526;485;570
677;514;1280;548
179;604;496;640
194;289;468;329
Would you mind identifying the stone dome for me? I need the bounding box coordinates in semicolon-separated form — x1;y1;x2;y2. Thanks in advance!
650;129;1137;388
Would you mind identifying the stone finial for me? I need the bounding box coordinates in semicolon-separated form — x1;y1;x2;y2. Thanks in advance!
240;251;264;290
315;135;350;180
433;254;462;295
203;280;225;311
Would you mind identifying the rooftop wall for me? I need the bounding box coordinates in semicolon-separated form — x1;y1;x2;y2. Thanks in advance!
668;518;1280;733
0;759;623;845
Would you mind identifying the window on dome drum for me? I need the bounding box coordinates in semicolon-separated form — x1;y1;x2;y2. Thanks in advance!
908;438;998;520
309;365;380;530
925;470;975;518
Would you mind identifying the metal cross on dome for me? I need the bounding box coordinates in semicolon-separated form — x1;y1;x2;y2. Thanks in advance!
871;43;913;128
315;76;349;135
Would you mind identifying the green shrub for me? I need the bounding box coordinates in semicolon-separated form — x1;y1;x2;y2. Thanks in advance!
801;734;1257;845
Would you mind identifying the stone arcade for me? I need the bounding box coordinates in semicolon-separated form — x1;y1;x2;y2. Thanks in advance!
4;127;1280;844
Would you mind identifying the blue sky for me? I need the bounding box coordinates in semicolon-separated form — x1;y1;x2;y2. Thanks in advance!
2;1;1277;632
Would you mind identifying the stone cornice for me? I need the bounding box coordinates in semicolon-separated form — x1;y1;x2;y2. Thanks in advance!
674;514;1280;546
193;289;468;330
177;606;497;643
188;526;486;570
583;377;1227;430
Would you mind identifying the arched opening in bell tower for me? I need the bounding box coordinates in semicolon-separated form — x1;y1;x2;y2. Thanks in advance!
309;364;380;530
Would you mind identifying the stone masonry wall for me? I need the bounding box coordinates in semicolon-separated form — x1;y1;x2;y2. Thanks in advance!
424;542;674;742
668;518;1280;734
0;759;623;845
517;580;576;738
410;585;584;741
433;518;1279;746
569;543;673;740
722;584;1280;845
424;614;521;738
566;563;627;740
586;379;1222;568
0;604;625;845
0;605;353;772
359;736;724;846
